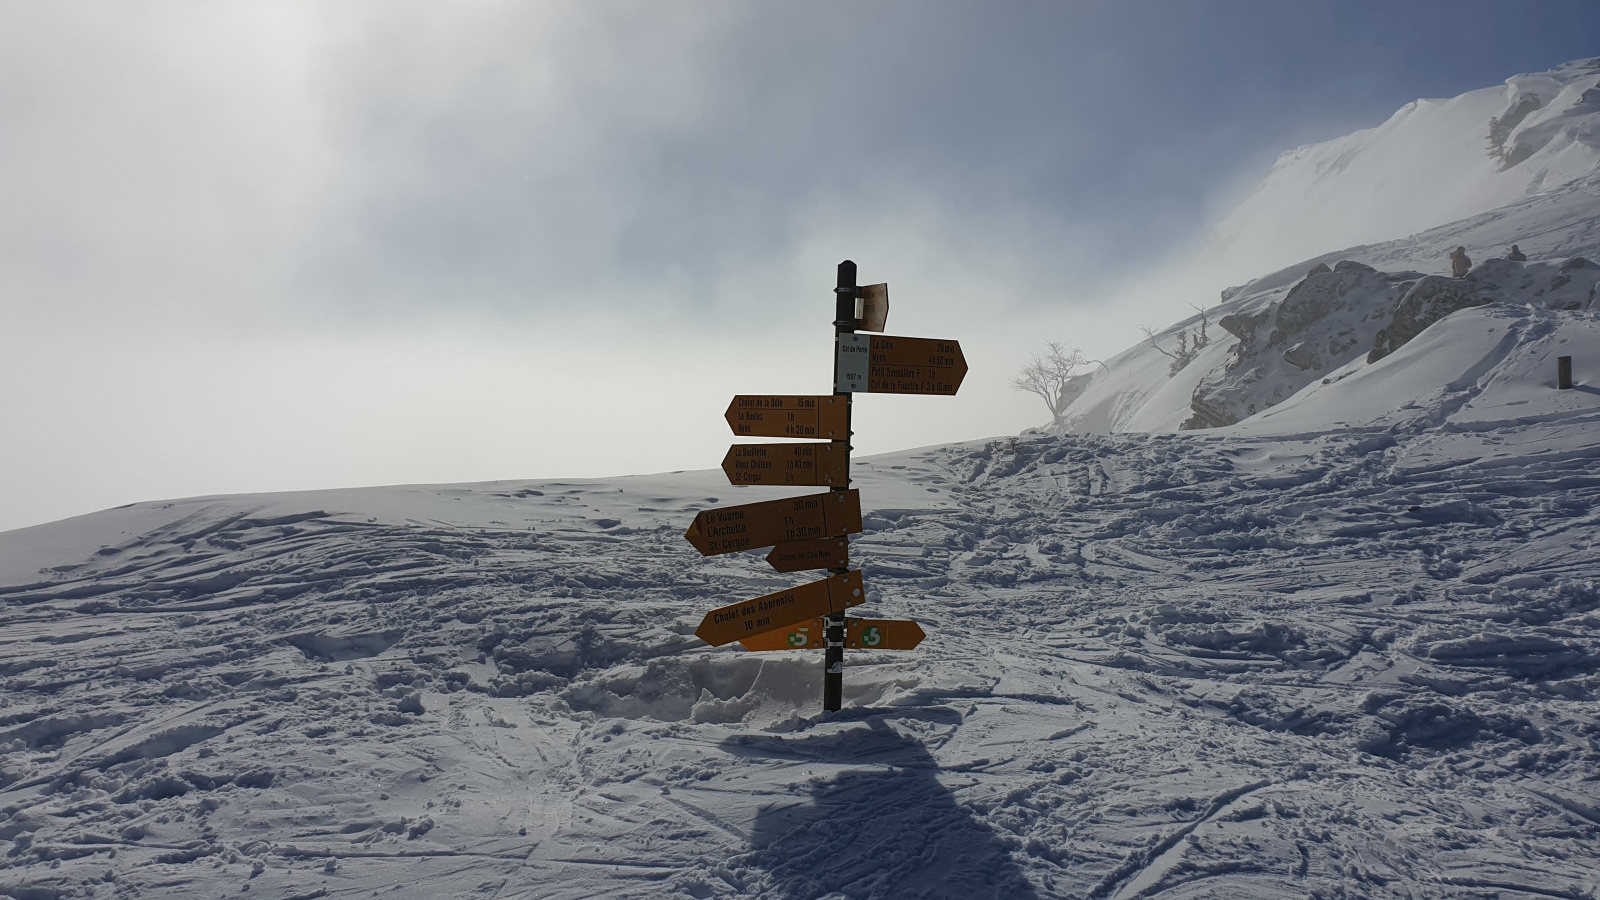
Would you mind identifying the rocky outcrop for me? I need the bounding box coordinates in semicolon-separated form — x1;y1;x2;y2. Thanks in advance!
1369;277;1495;362
1369;257;1600;362
1183;262;1418;429
1218;309;1270;344
1184;253;1600;429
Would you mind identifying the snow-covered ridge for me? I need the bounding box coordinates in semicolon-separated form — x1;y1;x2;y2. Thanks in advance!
1056;59;1600;438
1214;56;1600;277
1057;265;1600;437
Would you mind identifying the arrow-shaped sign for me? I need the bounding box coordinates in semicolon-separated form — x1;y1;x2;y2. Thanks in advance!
856;283;889;332
836;334;967;395
684;490;861;557
738;615;926;651
766;537;849;573
696;571;865;647
740;618;826;651
722;442;848;486
842;617;926;650
725;395;849;439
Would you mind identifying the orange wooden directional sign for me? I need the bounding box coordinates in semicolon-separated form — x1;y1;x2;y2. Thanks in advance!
843;617;926;650
726;395;848;439
696;571;865;647
836;333;966;395
684;490;861;556
740;617;825;651
766;537;849;573
723;443;848;486
739;615;927;651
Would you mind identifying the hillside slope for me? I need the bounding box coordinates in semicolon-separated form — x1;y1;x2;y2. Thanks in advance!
1215;56;1600;278
3;311;1599;897
1056;156;1600;436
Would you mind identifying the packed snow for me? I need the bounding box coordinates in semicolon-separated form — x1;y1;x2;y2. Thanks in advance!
5;56;1600;900
4;289;1598;897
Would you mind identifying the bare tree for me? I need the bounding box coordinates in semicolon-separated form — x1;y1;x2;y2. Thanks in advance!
1012;342;1102;426
1140;302;1212;376
1189;302;1210;350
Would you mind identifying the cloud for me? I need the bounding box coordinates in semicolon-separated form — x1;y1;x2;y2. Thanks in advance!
8;1;1597;531
280;3;1199;325
0;5;336;330
0;2;1368;336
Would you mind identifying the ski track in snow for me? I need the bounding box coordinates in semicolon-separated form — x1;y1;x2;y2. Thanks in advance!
2;408;1598;899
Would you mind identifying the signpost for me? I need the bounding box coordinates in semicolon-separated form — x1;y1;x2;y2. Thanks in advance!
684;260;959;712
683;490;861;556
694;571;864;647
836;333;967;395
725;395;849;439
766;537;850;573
722;442;848;486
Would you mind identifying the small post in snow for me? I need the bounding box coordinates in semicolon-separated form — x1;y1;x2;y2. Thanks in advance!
1557;356;1573;390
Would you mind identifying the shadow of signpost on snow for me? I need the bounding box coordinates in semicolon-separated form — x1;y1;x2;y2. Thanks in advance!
720;718;1039;900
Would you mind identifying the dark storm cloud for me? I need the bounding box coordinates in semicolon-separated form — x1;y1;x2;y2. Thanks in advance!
290;0;1600;323
9;2;1595;329
3;2;1597;331
292;4;1139;320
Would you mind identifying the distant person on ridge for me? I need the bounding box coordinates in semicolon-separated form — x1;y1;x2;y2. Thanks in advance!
1450;246;1472;278
1508;244;1527;261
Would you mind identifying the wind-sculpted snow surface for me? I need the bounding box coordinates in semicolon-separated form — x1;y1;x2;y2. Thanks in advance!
2;404;1599;897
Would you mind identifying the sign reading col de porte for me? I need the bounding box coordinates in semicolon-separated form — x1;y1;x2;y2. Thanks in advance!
835;333;967;395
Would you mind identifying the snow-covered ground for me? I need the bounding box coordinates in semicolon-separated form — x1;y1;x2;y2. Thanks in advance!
7;55;1600;900
3;290;1598;897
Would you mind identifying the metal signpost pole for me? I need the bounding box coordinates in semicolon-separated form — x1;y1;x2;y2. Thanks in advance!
825;260;857;712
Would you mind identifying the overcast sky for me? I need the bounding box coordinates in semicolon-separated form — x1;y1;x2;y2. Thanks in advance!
3;2;1597;532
